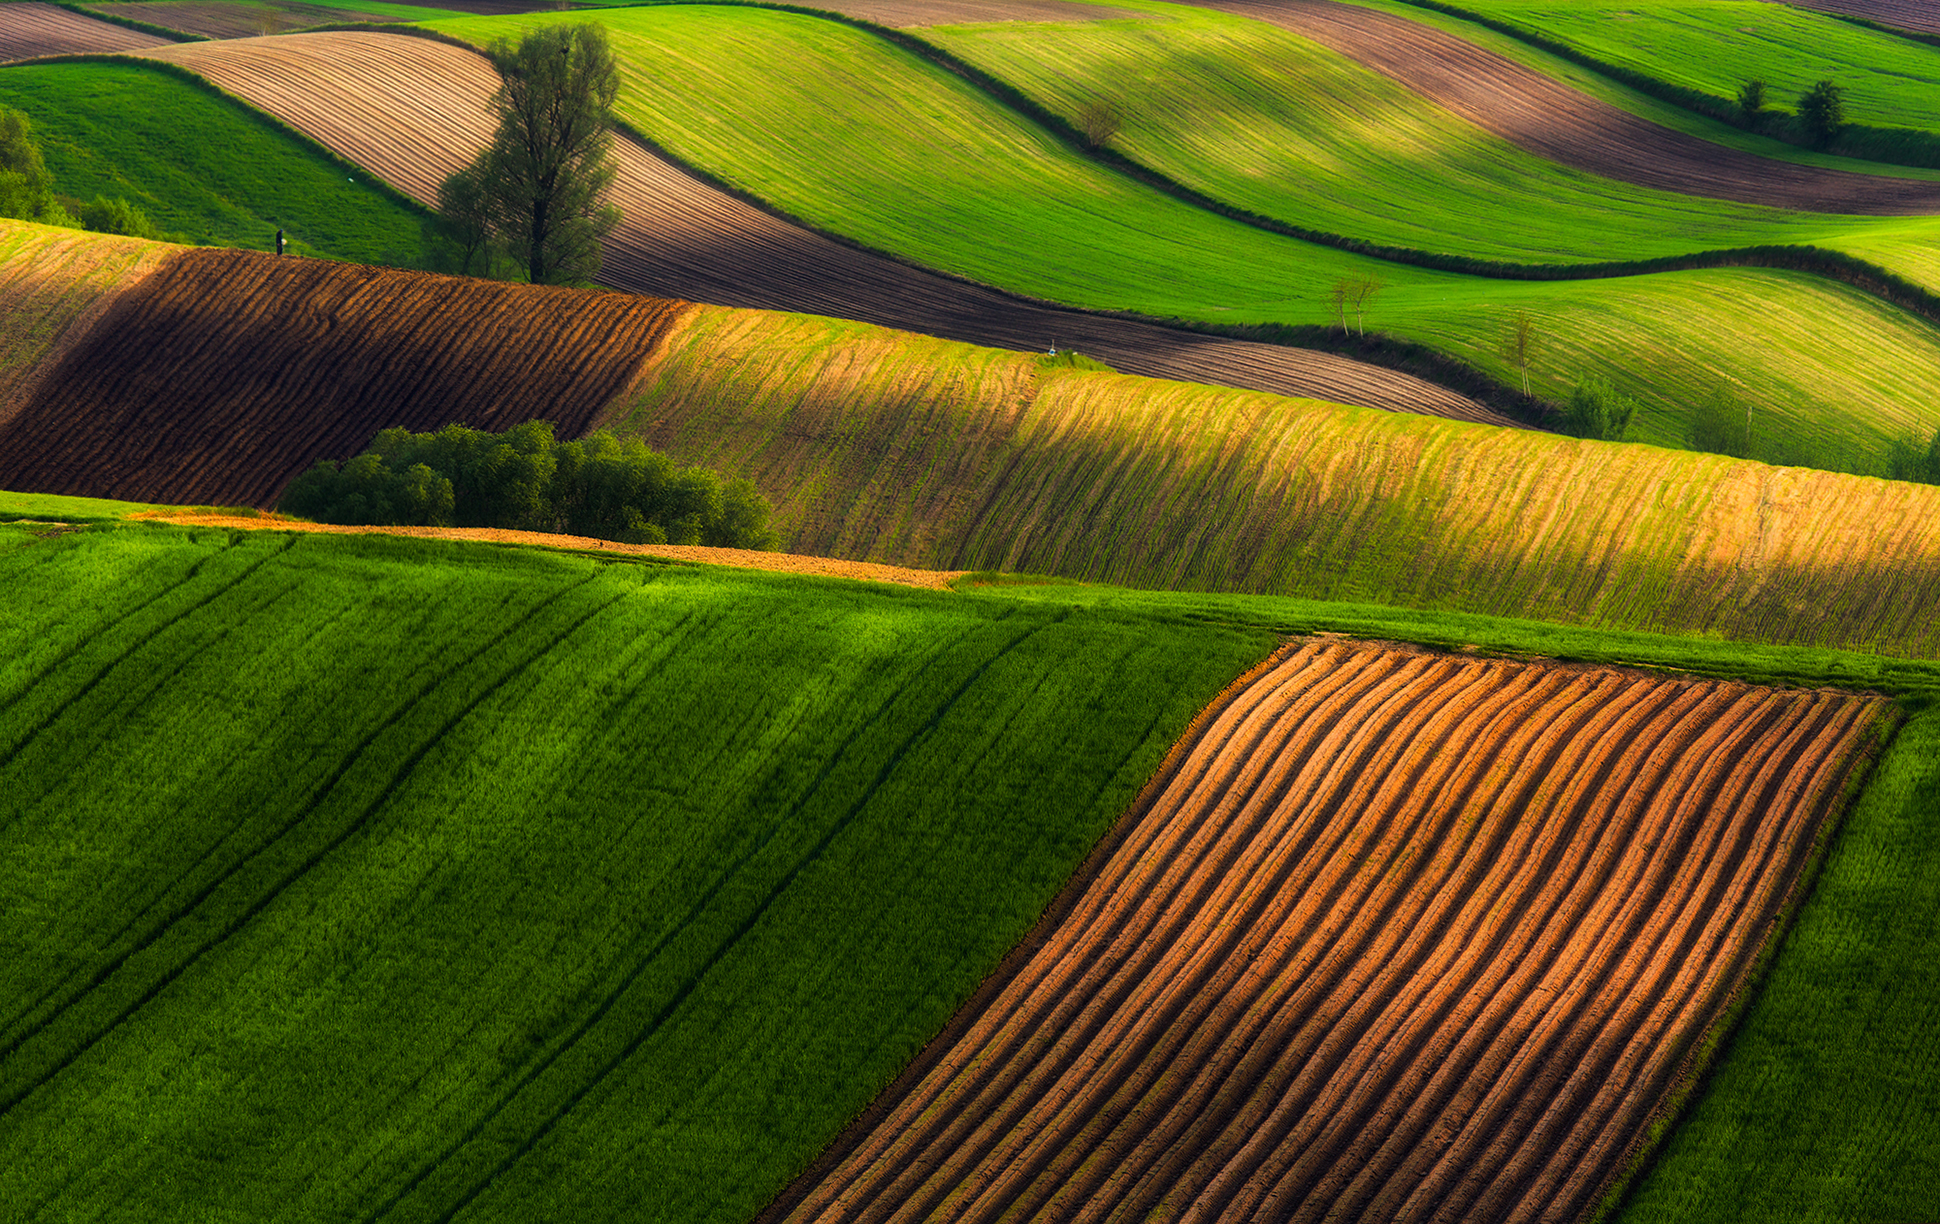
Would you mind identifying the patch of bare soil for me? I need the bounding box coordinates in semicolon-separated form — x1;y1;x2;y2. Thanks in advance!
811;0;1145;27
0;2;168;60
1795;0;1940;37
86;2;382;39
1197;0;1940;215
137;513;970;587
136;32;1512;426
764;639;1885;1223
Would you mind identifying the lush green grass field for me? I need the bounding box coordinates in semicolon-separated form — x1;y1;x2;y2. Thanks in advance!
0;60;426;262
920;1;1940;265
0;518;1272;1223
1438;0;1940;133
425;6;1940;473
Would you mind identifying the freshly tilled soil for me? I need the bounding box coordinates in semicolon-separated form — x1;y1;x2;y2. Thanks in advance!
0;1;169;60
1793;0;1940;36
766;640;1883;1224
1195;0;1940;215
135;32;1510;425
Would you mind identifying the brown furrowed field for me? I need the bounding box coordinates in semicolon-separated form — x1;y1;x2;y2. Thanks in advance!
621;305;1940;656
85;1;377;39
1199;0;1940;214
0;220;175;426
0;246;691;504
769;639;1886;1224
134;31;1507;422
1796;0;1940;37
0;1;169;60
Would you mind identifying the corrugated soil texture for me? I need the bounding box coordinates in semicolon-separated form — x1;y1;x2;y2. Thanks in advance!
85;1;381;39
771;639;1886;1224
0;1;169;60
133;31;1505;422
620;305;1940;657
1795;0;1940;37
0;246;691;505
0;220;175;426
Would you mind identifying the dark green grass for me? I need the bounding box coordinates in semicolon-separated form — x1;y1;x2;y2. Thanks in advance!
0;59;426;262
0;523;1272;1223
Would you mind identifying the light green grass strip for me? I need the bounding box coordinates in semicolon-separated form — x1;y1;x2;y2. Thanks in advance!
0;489;162;521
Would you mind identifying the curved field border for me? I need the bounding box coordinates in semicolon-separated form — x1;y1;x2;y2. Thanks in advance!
1187;0;1940;214
126;31;1509;424
765;639;1888;1224
0;1;171;59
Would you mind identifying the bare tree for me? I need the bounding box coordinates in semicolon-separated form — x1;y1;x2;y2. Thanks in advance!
1077;97;1123;150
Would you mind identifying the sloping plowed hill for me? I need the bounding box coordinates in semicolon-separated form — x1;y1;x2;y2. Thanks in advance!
132;31;1505;422
1192;0;1940;214
771;639;1885;1224
0;246;691;504
0;1;169;60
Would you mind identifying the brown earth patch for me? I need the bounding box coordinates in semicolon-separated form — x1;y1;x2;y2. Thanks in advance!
134;32;1508;424
84;1;382;39
767;639;1886;1224
1194;0;1940;214
0;1;169;60
132;512;969;587
0;247;692;505
1794;0;1940;37
811;0;1145;27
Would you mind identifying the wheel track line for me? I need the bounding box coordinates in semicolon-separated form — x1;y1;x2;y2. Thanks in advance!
957;658;1505;1222
867;652;1438;1222
0;571;617;1117
1270;677;1725;1223
802;645;1379;1223
421;609;1070;1224
1178;671;1663;1222
1293;677;1724;1222
1378;687;1791;1224
1018;661;1537;1223
1167;669;1632;1223
1089;663;1576;1224
1468;695;1867;1222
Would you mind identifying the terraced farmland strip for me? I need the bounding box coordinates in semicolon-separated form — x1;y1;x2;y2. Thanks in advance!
0;247;692;504
0;221;174;426
134;31;1504;422
85;1;388;39
1798;0;1940;36
1192;0;1940;213
0;1;170;60
772;640;1885;1224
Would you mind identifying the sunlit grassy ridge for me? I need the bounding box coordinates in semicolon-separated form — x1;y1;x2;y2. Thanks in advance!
1437;0;1940;132
425;5;1940;473
919;0;1940;265
614;305;1940;656
0;520;1272;1224
0;59;426;261
0;220;173;413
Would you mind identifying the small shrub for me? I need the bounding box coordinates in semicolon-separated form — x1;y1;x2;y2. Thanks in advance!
1076;97;1123;149
81;196;160;240
1562;376;1639;442
1737;79;1766;123
1797;80;1845;148
1888;424;1940;485
1688;385;1750;458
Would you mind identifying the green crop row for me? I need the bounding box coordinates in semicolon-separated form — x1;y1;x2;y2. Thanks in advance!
0;520;1271;1224
0;58;428;262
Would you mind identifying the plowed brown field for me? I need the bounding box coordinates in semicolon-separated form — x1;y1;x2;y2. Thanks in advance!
85;1;376;39
1797;0;1940;37
1195;0;1940;215
817;0;1142;26
133;32;1506;423
0;1;169;60
771;640;1885;1224
0;247;690;504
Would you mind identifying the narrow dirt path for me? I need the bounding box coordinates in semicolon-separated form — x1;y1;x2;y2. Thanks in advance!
133;32;1512;425
1192;0;1940;215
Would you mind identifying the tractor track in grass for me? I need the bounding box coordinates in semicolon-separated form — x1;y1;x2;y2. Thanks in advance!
127;31;1508;425
764;639;1884;1224
1190;0;1940;215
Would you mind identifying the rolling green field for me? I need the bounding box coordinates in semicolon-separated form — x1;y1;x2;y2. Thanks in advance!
0;515;1272;1224
1433;0;1940;132
424;5;1940;473
0;59;425;262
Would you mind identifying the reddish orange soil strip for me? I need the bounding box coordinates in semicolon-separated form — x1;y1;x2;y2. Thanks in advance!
1195;0;1940;215
767;639;1885;1224
133;32;1509;425
0;1;169;59
0;247;691;505
1796;0;1940;37
129;513;970;587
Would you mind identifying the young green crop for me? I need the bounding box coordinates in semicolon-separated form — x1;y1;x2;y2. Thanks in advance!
0;59;426;261
423;6;1940;474
0;523;1273;1224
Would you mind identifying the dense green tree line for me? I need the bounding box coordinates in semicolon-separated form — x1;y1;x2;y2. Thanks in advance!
0;103;166;238
280;421;776;549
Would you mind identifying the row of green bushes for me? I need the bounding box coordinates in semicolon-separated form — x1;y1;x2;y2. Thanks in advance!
0;104;182;239
280;421;777;549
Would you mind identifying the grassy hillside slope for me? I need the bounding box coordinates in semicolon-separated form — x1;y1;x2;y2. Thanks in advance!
0;518;1273;1224
0;58;426;261
425;6;1940;470
617;305;1940;657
